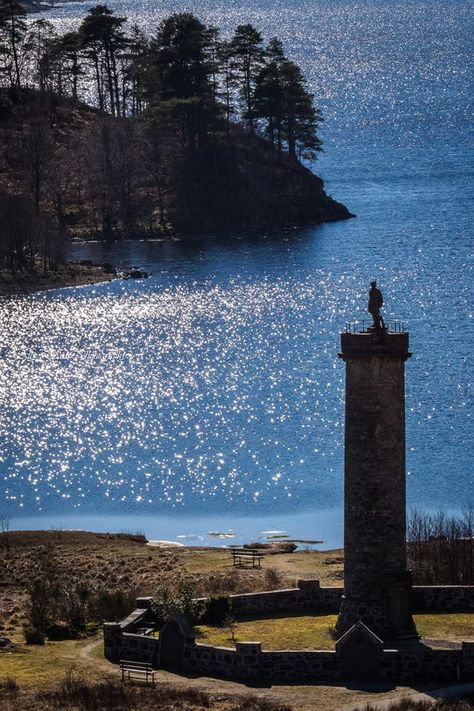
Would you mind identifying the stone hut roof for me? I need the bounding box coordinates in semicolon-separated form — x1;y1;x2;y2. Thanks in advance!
161;615;196;640
335;620;384;649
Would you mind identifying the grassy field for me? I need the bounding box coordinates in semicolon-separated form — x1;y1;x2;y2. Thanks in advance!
197;613;474;650
0;639;105;690
414;614;474;643
198;613;338;649
0;530;344;643
2;627;473;711
1;531;472;711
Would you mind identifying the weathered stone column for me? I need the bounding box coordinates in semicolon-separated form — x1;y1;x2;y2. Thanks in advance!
335;329;418;641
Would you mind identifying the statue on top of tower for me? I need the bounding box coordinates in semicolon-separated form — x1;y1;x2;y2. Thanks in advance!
368;280;385;331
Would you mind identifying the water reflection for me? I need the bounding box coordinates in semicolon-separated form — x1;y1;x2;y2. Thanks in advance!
0;222;472;522
5;0;473;532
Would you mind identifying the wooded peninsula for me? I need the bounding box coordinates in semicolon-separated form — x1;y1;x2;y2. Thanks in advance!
0;2;352;276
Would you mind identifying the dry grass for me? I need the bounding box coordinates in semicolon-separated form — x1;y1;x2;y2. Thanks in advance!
0;670;291;711
197;613;473;651
0;531;343;643
414;614;474;644
356;693;474;710
197;613;338;650
0;639;106;689
182;548;344;586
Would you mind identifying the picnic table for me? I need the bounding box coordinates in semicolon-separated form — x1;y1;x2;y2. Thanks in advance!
229;546;264;568
120;660;155;685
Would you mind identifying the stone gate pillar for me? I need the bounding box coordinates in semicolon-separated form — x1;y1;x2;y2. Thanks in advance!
335;327;418;641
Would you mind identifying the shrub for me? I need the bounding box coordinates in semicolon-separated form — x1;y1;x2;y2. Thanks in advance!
90;589;136;623
0;677;19;694
359;693;474;710
45;623;75;641
26;578;55;635
23;626;45;645
264;567;283;589
205;595;230;625
152;582;204;626
59;584;91;635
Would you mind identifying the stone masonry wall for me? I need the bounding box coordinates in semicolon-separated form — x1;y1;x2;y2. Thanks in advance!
103;585;474;682
184;641;339;681
104;625;161;666
380;649;462;682
229;580;342;617
183;641;474;682
227;582;473;617
412;586;474;611
183;639;473;682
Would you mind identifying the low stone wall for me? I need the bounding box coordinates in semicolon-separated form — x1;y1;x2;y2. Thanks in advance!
380;642;474;681
185;641;338;680
227;582;474;617
229;580;342;617
104;597;160;664
104;631;474;683
380;648;461;681
412;586;474;611
260;649;338;680
104;625;161;666
117;597;155;631
103;583;474;682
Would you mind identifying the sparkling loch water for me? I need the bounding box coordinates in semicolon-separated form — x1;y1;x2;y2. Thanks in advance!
1;0;472;546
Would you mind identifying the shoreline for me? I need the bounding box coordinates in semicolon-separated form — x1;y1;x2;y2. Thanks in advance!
6;508;345;550
0;262;116;298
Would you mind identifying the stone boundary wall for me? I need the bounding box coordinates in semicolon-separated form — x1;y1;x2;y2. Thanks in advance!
186;641;339;680
379;643;474;682
104;625;161;666
103;583;474;682
104;624;474;682
228;580;342;617
226;581;474;617
104;597;160;664
412;586;474;611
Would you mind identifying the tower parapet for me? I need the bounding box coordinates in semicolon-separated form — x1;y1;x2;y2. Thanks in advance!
336;322;418;641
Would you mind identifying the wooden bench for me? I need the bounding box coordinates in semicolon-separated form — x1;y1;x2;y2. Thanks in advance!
230;547;264;568
120;660;155;685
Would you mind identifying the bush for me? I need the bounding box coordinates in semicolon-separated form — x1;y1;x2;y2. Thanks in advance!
359;692;474;710
0;669;292;710
45;623;75;641
264;567;283;589
90;589;136;623
152;582;204;626
23;626;45;645
205;595;230;625
0;677;19;694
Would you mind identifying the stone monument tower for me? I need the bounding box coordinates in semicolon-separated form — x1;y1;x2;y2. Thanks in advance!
335;307;418;641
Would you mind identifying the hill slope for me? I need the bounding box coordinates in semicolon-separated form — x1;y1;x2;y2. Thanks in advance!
0;89;352;254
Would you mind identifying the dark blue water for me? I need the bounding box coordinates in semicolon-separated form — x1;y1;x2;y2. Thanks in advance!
2;0;472;546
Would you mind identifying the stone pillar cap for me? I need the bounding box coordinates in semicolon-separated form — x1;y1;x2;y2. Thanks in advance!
339;331;411;360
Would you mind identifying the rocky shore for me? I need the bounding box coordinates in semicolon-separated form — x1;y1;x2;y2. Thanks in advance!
0;262;116;298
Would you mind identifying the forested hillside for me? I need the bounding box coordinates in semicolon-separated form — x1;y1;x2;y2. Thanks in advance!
0;2;352;272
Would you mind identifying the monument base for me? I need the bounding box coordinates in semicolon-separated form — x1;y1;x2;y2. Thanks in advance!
336;570;419;642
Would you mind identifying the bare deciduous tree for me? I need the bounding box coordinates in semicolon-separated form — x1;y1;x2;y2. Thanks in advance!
407;506;474;585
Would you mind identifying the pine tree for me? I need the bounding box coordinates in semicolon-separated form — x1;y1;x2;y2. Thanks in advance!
279;60;323;160
254;44;322;162
230;24;264;131
142;13;219;147
78;5;127;116
0;0;27;88
253;38;287;152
